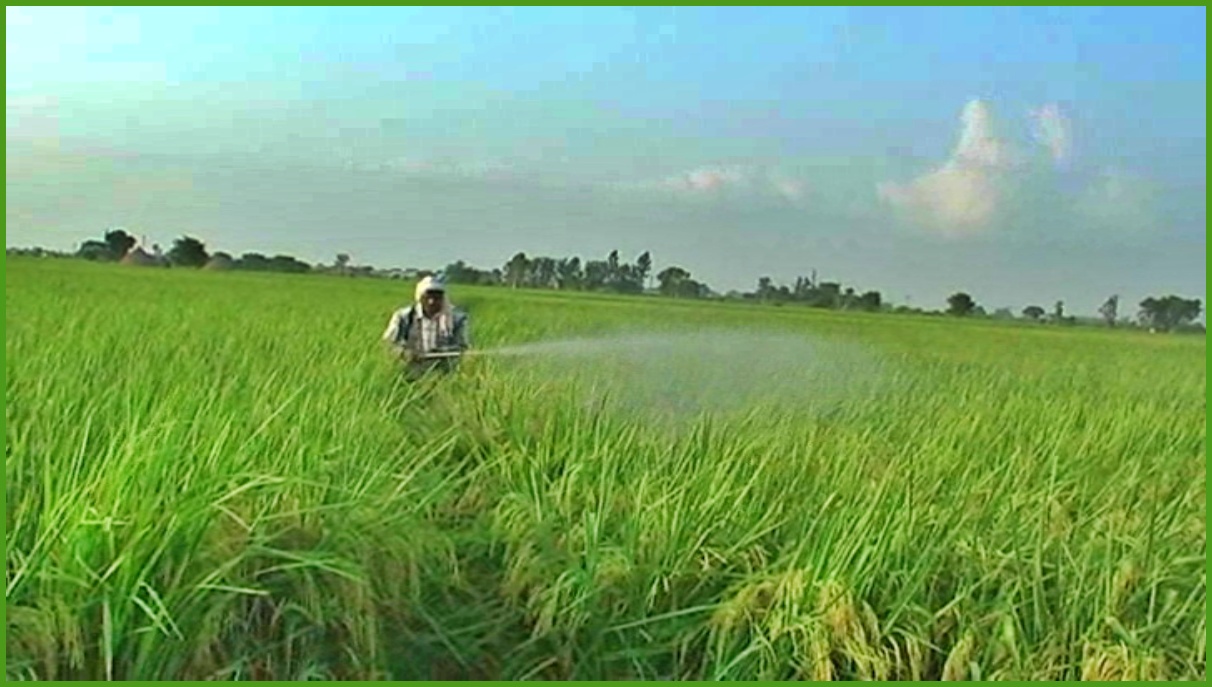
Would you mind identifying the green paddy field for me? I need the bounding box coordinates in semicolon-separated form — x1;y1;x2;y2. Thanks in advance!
5;257;1205;680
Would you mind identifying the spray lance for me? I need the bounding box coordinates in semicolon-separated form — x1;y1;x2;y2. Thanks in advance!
413;348;498;361
416;350;470;360
412;347;541;363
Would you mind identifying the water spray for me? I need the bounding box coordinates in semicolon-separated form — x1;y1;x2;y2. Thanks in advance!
419;331;892;426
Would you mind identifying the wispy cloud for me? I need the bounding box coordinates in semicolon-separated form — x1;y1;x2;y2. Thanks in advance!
876;98;1136;238
876;99;1017;235
343;155;516;181
950;99;1019;169
662;165;750;193
619;164;811;205
770;177;807;202
1028;102;1072;165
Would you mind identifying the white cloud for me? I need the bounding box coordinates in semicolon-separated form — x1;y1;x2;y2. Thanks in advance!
662;165;751;192
877;165;1001;236
770;177;807;202
879;98;1164;240
344;155;515;181
877;99;1017;235
617;164;810;206
951;99;1018;169
1028;103;1072;165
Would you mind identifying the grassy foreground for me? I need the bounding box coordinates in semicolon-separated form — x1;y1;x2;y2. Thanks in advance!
5;257;1206;680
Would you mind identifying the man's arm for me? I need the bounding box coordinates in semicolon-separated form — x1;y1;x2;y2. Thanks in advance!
382;311;400;343
382;308;413;356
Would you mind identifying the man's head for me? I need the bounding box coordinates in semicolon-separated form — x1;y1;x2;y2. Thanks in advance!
415;275;447;318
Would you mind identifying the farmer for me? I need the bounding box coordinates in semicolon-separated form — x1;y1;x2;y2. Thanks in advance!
382;274;471;379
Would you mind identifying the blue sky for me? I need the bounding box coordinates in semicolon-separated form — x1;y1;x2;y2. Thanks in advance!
7;6;1206;315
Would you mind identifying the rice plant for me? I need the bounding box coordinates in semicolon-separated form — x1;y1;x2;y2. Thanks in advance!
6;257;1205;680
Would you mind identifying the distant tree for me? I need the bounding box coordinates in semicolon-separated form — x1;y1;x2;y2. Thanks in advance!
238;252;271;271
532;256;558;288
811;282;842;309
756;276;774;301
991;307;1015;320
606;249;620;287
504;252;530;287
557;257;583;290
77;240;112;261
657;266;692;297
614;263;644;294
1098;294;1119;327
857;290;883;312
335;253;351;276
657;267;708;299
793;276;813;300
946;292;977;317
167;236;209;267
767;284;791;302
104;229;137;259
1053;300;1065;323
444;260;483;284
1138;295;1203;332
583;260;609;290
1022;305;1045;321
275;255;311;273
841;287;857;310
477;266;501;286
635;251;653;290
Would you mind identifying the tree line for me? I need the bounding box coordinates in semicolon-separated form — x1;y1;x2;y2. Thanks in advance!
442;250;714;299
66;229;314;273
5;227;1204;334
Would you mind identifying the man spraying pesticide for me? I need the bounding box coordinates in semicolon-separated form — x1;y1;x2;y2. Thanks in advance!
382;275;471;380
